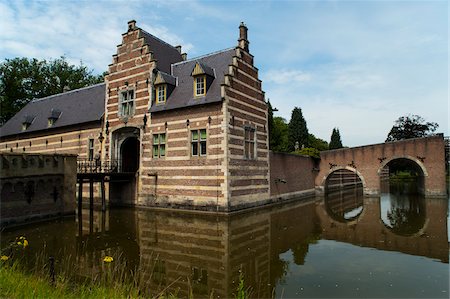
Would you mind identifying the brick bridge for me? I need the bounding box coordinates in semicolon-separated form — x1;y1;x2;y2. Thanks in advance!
316;135;447;197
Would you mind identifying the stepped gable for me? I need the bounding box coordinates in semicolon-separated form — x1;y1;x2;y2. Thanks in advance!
141;30;183;73
150;48;235;113
0;83;105;138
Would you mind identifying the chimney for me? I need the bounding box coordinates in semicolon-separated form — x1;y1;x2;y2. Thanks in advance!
238;22;249;52
127;20;136;31
175;45;182;54
181;53;187;61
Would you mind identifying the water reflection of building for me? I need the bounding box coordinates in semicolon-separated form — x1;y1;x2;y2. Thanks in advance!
69;193;448;297
318;196;448;263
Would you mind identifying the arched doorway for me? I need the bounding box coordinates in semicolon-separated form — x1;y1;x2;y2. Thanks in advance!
324;168;364;222
121;137;139;173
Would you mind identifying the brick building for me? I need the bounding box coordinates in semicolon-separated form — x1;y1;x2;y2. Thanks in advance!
1;20;273;211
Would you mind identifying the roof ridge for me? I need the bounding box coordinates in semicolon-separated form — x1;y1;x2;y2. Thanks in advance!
140;28;180;52
31;83;105;103
172;47;235;66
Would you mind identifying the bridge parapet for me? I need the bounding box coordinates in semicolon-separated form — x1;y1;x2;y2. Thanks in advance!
316;135;447;197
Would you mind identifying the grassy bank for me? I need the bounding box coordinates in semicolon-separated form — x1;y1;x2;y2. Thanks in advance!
0;262;149;299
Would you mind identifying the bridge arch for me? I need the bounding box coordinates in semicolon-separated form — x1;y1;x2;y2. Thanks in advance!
378;155;427;195
320;166;367;192
377;155;428;177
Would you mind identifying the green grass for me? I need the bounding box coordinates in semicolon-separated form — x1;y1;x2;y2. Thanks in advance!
0;263;145;299
1;237;251;298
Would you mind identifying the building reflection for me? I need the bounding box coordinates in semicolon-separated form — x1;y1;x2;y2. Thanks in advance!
73;193;448;298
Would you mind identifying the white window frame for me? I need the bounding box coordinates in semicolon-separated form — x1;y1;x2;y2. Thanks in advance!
119;89;135;117
156;85;166;104
194;76;206;97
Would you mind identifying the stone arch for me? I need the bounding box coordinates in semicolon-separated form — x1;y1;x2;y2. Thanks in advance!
377;155;428;177
111;126;141;172
378;155;426;195
320;166;367;191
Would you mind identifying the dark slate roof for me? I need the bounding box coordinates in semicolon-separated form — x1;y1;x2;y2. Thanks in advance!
150;48;235;113
157;71;177;86
0;83;105;138
141;30;183;73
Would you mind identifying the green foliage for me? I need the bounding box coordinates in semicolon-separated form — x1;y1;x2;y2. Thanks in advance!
293;147;320;159
386;114;438;142
235;272;250;299
288;107;309;151
0;57;104;125
271;117;290;152
308;133;328;151
329;128;343;149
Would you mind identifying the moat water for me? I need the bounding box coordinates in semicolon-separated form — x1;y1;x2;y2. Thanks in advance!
1;185;449;298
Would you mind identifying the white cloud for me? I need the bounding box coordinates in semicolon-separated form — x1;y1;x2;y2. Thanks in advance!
262;69;311;84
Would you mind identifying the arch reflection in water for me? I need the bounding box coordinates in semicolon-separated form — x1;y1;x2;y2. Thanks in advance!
380;193;426;236
324;169;364;222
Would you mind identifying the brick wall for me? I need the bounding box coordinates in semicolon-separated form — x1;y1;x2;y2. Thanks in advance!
0;153;77;227
269;152;317;198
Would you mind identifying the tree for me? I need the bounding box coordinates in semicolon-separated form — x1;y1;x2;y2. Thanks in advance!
288;107;308;152
329;128;343;149
0;57;104;125
386;114;438;142
271;117;290;152
308;134;329;151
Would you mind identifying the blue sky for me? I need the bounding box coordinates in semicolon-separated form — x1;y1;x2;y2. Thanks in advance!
0;0;448;146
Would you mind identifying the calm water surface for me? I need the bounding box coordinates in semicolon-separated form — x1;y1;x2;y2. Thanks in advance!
1;190;449;298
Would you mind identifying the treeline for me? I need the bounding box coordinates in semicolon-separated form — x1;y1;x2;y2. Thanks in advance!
268;101;343;158
0;57;104;125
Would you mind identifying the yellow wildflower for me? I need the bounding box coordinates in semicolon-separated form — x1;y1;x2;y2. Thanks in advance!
0;255;9;261
103;256;114;263
16;236;28;248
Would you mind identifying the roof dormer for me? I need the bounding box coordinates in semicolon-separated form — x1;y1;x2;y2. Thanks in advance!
22;115;35;131
191;62;215;98
154;71;176;104
48;109;62;127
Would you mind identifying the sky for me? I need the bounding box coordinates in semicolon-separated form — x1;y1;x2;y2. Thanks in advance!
0;0;448;147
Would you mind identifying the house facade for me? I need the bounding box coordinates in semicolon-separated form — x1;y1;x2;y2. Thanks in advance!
1;20;271;211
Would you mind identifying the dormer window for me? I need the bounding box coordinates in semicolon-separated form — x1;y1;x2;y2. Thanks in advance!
194;76;206;97
48;109;61;127
119;89;135;117
191;62;214;98
156;84;167;103
153;71;176;105
22;115;35;131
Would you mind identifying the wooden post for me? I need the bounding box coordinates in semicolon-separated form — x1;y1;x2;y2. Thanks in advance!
89;178;94;210
78;179;83;216
101;177;106;212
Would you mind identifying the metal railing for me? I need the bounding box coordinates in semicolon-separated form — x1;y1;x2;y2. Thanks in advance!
77;158;119;174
